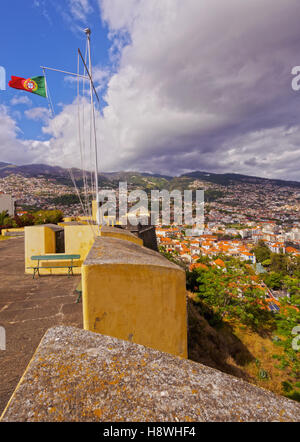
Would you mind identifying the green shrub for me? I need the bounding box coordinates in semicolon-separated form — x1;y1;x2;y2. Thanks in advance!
285;391;300;403
282;381;293;393
33;209;64;225
258;369;269;379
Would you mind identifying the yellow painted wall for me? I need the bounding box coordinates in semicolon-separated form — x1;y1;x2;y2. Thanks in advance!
92;200;116;226
92;200;97;222
77;216;93;222
82;261;187;358
1;228;24;236
25;225;95;275
100;228;143;246
25;226;56;275
64;225;95;273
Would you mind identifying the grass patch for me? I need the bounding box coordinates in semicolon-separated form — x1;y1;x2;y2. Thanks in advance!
232;323;299;398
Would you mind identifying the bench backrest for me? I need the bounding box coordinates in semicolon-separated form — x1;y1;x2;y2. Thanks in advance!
31;254;81;261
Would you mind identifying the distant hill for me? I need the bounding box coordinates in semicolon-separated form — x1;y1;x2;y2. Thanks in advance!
0;162;299;189
0;163;111;187
182;171;300;188
0;162;12;169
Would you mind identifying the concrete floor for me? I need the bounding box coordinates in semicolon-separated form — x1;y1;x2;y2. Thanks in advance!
0;238;83;415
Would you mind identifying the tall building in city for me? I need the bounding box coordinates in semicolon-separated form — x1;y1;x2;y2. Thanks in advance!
0;193;15;217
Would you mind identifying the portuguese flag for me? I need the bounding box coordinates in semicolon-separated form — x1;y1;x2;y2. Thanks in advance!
8;75;47;98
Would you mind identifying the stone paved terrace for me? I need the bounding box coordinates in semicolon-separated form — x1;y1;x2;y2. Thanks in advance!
0;238;82;414
1;326;300;422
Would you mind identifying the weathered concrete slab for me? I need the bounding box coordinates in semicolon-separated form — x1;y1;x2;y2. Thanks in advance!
84;236;182;270
0;238;82;415
1;326;300;422
101;226;142;244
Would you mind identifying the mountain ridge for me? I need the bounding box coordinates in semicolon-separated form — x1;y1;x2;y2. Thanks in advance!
0;163;299;188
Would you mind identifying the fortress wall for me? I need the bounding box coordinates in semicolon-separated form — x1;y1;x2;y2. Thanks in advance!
25;224;93;275
24;225;56;275
1;227;24;237
100;225;143;246
11;227;300;422
82;236;187;358
24;225;143;276
1;326;300;422
64;225;95;273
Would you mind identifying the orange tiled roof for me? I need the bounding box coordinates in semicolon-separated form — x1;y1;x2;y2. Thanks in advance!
286;246;299;254
213;258;226;268
190;263;209;271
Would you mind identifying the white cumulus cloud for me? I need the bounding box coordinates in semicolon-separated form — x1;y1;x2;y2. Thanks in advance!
10;96;32;106
0;105;44;165
68;0;93;22
25;107;50;122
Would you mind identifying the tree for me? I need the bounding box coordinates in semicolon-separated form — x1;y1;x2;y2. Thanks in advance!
262;258;271;267
191;257;276;331
0;210;10;226
263;272;283;290
270;253;288;275
196;255;211;265
252;241;271;263
14;213;35;227
186;269;200;292
283;275;300;306
33;210;64;225
196;267;231;317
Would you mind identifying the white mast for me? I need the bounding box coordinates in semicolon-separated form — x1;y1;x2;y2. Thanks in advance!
41;28;100;230
84;28;100;227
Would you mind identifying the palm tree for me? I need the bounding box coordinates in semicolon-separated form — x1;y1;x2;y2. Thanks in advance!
0;210;9;226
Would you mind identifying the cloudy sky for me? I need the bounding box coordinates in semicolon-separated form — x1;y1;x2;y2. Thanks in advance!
1;0;300;180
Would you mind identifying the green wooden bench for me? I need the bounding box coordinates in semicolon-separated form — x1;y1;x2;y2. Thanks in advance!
28;254;81;279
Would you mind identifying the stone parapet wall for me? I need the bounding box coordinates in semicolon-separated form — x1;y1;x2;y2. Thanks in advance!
1;326;299;422
82;236;187;358
100;225;143;246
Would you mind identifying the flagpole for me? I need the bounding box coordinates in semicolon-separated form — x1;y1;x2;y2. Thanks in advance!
42;68;55;118
42;68;48;98
40;29;101;230
84;28;100;229
77;49;100;103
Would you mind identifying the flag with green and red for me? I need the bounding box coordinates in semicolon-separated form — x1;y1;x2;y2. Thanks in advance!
8;75;47;97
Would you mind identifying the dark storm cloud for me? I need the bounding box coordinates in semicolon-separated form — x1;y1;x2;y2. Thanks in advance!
97;0;300;180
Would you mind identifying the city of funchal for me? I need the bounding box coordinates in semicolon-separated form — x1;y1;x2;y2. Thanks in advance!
0;0;299;428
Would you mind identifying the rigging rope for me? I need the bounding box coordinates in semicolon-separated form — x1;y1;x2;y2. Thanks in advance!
76;44;97;234
76;41;99;236
43;68;55;118
41;35;100;237
43;67;95;232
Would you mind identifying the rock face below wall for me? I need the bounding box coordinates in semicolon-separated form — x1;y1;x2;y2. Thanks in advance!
1;326;300;422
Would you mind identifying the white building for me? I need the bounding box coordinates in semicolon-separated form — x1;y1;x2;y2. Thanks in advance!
0;193;15;216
